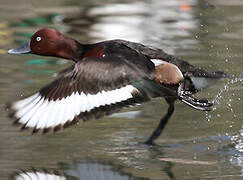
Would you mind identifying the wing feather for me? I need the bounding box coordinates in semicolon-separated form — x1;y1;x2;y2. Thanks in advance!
8;56;151;132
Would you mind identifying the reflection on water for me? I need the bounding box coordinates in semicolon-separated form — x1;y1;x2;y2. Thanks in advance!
14;171;72;180
64;160;149;180
0;0;243;179
68;0;198;53
12;160;149;180
231;127;243;153
228;126;243;177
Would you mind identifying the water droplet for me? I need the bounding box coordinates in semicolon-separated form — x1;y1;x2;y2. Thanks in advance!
205;111;212;122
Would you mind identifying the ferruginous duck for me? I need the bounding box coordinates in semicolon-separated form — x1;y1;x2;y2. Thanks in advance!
7;28;228;145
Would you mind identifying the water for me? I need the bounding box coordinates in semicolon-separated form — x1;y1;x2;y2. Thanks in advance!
1;0;243;179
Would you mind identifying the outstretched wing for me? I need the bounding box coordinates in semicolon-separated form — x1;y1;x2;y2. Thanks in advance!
8;56;153;133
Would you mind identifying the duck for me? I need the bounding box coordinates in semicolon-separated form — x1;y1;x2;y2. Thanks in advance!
7;28;228;145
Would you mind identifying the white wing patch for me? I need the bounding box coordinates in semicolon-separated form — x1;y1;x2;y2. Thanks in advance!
11;85;137;130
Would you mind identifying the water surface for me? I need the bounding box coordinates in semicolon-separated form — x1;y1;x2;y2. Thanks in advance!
1;0;243;179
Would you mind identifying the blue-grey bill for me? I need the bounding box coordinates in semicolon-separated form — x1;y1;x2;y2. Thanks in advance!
8;42;31;54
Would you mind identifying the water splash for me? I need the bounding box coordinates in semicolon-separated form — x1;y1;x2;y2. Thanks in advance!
205;111;212;122
205;76;243;121
231;127;243;153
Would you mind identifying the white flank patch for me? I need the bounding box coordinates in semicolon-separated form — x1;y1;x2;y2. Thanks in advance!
151;59;166;66
12;85;137;129
190;77;217;90
15;172;66;180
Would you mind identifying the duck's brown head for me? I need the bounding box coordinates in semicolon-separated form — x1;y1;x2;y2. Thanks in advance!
8;28;81;61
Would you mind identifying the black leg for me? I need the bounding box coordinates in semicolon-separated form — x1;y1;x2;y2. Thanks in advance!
144;103;174;145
